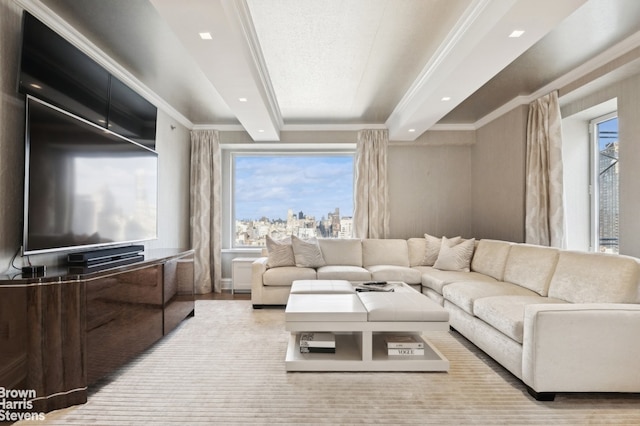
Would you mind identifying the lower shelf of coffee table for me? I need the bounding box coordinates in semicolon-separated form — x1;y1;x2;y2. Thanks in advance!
285;332;449;372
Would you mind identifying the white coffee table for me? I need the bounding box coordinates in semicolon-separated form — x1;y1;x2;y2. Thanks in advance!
284;281;450;372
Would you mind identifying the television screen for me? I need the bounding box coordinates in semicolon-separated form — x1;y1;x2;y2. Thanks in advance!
23;96;158;255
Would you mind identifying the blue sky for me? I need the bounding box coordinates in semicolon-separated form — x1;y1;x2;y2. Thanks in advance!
234;155;354;221
598;117;618;150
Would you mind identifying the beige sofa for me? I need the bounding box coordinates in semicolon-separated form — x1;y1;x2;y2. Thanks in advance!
251;237;640;400
251;238;423;306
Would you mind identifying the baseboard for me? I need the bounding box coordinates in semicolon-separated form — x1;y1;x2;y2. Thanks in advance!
221;278;232;291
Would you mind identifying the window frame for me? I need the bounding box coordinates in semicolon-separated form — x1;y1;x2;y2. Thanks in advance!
225;147;356;250
589;111;618;253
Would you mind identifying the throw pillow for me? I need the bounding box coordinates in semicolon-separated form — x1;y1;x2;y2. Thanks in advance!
265;236;295;268
433;237;476;272
423;233;462;266
291;235;326;268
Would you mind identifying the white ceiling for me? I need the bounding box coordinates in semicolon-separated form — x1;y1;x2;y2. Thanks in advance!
35;0;640;141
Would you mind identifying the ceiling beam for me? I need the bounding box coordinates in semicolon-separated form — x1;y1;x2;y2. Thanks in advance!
386;0;587;141
151;0;282;141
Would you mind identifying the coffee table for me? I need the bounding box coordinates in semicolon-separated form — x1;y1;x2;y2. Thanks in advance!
284;281;450;372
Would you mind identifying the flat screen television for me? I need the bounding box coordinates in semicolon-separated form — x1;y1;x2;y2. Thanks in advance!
23;96;158;255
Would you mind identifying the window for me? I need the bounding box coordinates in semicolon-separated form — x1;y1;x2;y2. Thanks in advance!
231;153;354;247
590;113;619;253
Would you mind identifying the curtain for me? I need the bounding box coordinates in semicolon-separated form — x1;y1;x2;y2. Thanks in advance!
353;129;390;239
525;91;566;248
190;130;222;293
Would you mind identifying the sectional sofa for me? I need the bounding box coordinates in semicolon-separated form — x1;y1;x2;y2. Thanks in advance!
251;236;640;400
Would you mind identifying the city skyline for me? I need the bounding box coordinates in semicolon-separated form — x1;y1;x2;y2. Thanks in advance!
234;155;354;221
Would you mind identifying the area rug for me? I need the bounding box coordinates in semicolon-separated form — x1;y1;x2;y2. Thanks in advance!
24;300;640;425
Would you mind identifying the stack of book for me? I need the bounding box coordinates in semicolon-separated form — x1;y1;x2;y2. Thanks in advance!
384;334;425;356
299;332;336;353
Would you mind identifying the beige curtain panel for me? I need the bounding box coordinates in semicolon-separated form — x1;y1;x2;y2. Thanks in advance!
190;129;222;293
525;91;566;248
353;129;390;239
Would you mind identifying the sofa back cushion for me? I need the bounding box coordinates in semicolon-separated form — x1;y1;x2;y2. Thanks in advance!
362;239;409;267
548;251;640;303
318;238;363;267
407;238;427;267
422;234;462;266
503;244;559;296
470;239;512;281
265;236;295;268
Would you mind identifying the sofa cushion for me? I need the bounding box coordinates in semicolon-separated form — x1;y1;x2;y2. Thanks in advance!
263;266;316;286
443;280;538;315
291;236;326;268
367;265;422;284
362;239;409;267
548;251;640;303
434;237;475;272
473;295;566;343
423;233;461;266
418;267;497;294
317;265;371;282
265;236;295;268
470;239;512;281
318;238;363;267
503;244;559;296
407;238;427;267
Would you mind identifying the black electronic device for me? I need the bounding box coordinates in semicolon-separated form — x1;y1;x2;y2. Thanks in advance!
67;245;145;265
21;265;46;277
22;96;158;255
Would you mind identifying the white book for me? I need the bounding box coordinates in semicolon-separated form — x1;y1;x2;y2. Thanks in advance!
299;332;336;348
388;348;425;356
384;334;425;349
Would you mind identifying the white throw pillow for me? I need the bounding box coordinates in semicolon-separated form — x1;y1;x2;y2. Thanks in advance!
423;233;462;266
433;237;476;272
291;236;326;268
265;236;295;268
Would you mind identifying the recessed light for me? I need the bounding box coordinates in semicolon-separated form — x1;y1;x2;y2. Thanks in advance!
199;32;213;40
258;129;265;133
509;30;525;38
408;129;416;133
441;96;451;101
238;97;248;102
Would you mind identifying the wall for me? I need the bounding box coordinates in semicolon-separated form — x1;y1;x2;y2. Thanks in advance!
387;140;473;239
0;0;191;273
471;105;528;242
617;73;640;257
147;109;191;251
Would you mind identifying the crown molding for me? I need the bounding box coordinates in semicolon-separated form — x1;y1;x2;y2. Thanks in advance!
429;123;477;131
192;124;245;131
281;123;387;132
470;29;640;130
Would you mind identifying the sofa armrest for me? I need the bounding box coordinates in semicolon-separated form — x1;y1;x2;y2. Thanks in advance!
522;303;640;393
251;257;269;306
